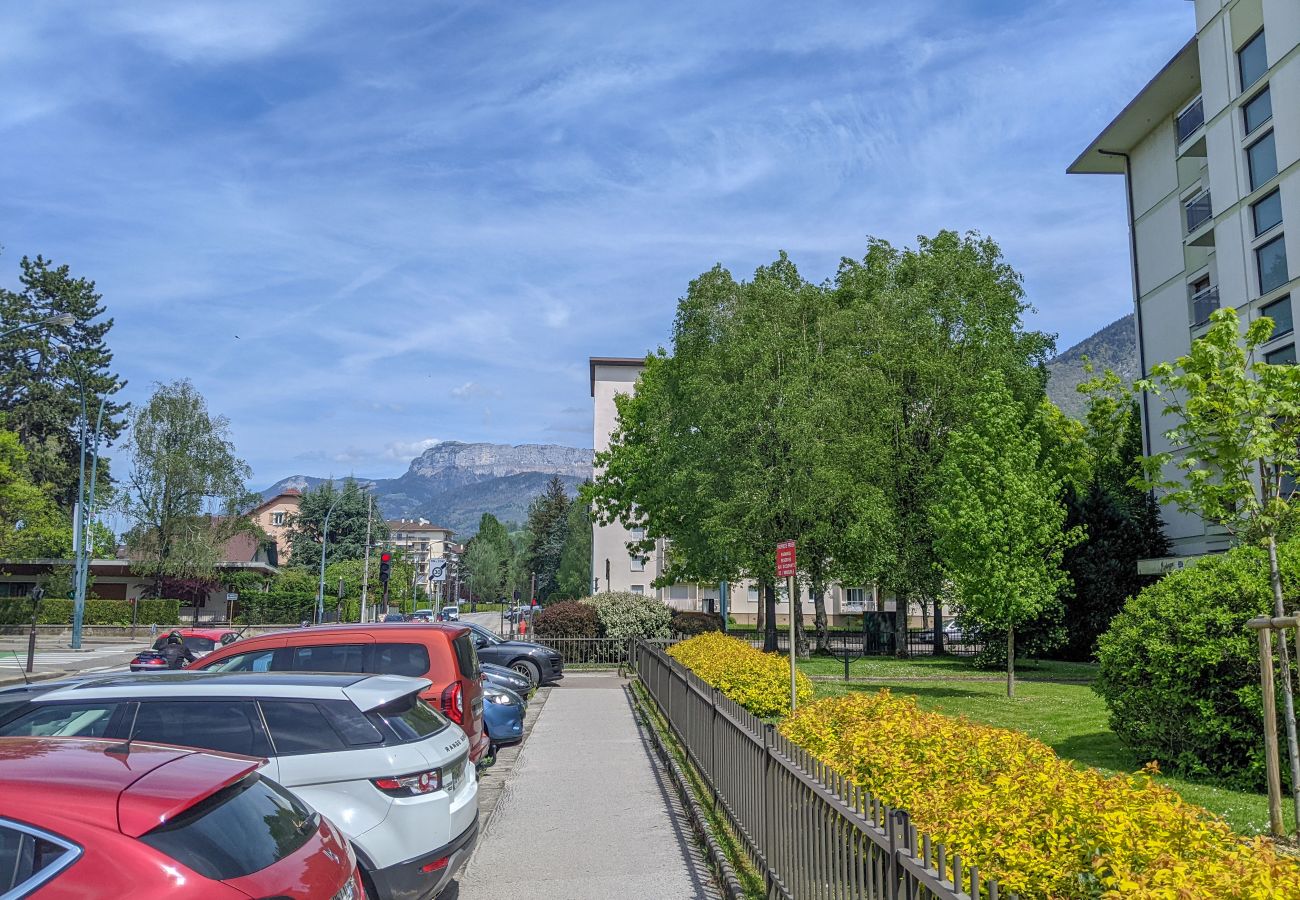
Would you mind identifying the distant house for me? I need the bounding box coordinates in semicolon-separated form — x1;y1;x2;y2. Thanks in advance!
248;489;302;564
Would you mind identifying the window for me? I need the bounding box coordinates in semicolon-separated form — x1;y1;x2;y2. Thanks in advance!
452;632;481;679
629;584;644;594
630;556;645;572
131;700;269;758
139;775;316;881
1243;87;1272;135
0;702;122;739
206;648;278;672
1257;234;1289;295
0;819;80;895
1248;131;1277;191
669;584;690;601
370;642;430;678
1176;96;1204;143
1263;296;1294;339
748;585;760;602
1266;343;1296;365
1253;190;1283;237
845;587;866;610
260;700;349;754
630;527;646;541
1184;190;1212;232
368;693;449;743
1238;30;1268;92
271;511;285;526
290;643;365;673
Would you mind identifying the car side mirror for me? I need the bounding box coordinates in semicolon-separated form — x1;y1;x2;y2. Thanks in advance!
220;634;238;645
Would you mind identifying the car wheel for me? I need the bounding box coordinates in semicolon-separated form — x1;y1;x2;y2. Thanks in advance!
511;659;540;684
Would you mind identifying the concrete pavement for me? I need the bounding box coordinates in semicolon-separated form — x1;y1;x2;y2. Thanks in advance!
449;673;717;900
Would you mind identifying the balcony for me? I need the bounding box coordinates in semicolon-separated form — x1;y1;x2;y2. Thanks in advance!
1190;285;1220;327
1185;191;1212;233
1177;97;1204;144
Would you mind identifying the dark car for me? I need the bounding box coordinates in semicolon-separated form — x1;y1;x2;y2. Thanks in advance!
481;662;534;696
381;613;407;623
464;623;563;685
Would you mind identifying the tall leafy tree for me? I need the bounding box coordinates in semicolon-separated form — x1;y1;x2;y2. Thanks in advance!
0;427;70;558
554;494;593;600
120;380;258;591
931;371;1082;697
525;477;571;602
462;513;513;602
286;478;386;571
0;256;127;507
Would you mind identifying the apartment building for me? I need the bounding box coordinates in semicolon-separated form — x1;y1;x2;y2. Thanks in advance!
589;357;889;625
384;519;454;599
1070;0;1300;556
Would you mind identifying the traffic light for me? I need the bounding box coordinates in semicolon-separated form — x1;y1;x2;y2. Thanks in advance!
379;552;392;583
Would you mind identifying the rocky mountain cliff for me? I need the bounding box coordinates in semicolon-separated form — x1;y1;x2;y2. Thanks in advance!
1045;313;1138;420
263;441;593;536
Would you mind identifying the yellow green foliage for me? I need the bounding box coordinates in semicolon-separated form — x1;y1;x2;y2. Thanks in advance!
780;691;1300;899
668;632;813;718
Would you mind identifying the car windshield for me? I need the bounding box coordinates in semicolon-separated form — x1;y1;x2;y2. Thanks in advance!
151;636;217;653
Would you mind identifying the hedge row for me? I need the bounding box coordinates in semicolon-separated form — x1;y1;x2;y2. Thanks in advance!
780;691;1300;899
669;632;812;718
0;599;181;627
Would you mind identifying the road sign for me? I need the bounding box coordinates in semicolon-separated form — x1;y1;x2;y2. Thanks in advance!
429;559;448;582
1136;553;1210;575
776;540;797;578
225;592;237;603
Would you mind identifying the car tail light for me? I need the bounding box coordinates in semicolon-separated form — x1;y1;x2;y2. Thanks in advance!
421;857;450;873
440;681;464;725
371;768;442;796
132;656;165;666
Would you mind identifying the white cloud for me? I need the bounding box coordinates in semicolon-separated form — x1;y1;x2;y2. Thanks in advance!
450;381;498;399
383;438;442;460
105;1;319;62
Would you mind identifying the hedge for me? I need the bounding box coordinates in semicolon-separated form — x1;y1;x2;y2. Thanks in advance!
0;598;181;627
669;632;812;718
781;691;1300;899
581;591;672;639
670;610;723;636
533;600;602;638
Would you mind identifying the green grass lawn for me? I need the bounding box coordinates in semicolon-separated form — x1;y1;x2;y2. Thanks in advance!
800;658;1291;836
799;654;1099;682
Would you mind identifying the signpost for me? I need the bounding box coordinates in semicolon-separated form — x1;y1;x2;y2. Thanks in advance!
776;540;798;711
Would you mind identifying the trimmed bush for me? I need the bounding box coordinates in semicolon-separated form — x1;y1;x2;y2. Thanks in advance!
581;591;672;639
533;600;602;638
669;632;812;717
781;691;1300;899
1095;540;1293;789
0;598;180;626
669;610;723;636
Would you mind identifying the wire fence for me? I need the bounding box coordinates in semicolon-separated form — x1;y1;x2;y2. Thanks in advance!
633;639;1013;900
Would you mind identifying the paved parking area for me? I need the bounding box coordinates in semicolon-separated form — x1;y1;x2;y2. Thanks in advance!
449;673;717;899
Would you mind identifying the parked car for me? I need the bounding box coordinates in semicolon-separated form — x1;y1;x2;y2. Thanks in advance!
482;684;525;753
190;623;492;764
914;621;969;645
0;735;363;899
440;605;461;622
129;627;240;671
0;671;478;900
408;608;436;623
464;622;563;685
481;661;534;696
382;612;408;623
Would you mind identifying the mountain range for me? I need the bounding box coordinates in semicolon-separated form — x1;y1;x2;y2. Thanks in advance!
1044;313;1137;419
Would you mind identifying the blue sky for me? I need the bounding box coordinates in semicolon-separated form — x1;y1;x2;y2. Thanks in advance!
0;0;1191;487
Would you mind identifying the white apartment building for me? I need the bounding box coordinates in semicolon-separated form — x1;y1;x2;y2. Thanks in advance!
589;357;890;626
1070;0;1300;556
384;519;454;599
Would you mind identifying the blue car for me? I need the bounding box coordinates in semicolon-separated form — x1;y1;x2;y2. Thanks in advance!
483;684;526;752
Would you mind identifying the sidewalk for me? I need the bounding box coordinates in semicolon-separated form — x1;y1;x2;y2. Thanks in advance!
449;673;717;900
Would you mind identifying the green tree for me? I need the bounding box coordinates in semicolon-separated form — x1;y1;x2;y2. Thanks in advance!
1137;306;1300;822
462;513;512;602
0;256;127;508
931;371;1082;697
0;427;70;557
554;494;592;600
285;478;386;571
119;380;258;591
525;476;571;602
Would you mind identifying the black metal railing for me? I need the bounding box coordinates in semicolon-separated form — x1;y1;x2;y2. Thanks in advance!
633;641;1013;899
1177;96;1204;144
1190;285;1220;327
1185;191;1213;233
727;623;984;658
529;635;677;667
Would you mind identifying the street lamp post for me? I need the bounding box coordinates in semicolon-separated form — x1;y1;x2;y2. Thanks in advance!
315;491;346;624
69;393;107;651
0;312;75;340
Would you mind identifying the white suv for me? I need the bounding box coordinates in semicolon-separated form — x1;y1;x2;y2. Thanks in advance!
0;671;479;900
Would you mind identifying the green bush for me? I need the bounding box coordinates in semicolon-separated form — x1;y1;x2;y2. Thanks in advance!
533;600;602;638
670;610;723;636
0;598;180;626
1095;540;1295;789
580;591;672;639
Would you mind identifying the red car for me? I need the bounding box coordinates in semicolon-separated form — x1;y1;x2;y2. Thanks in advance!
0;736;362;898
192;623;492;764
130;628;241;671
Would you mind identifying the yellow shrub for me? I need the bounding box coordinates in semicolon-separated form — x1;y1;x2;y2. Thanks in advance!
780;691;1300;900
668;632;813;718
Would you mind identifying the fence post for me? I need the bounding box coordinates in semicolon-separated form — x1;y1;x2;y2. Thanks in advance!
709;687;720;805
1257;624;1285;837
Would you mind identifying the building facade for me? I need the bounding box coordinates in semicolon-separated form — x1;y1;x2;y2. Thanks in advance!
384;519;454;600
248;489;302;564
1070;0;1300;556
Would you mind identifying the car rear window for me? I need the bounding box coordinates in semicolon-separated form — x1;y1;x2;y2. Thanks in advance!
206;648;278;672
260;699;383;754
0;702;122;739
368;694;450;743
290;644;365;673
139;774;316;881
451;633;480;680
370;642;430;678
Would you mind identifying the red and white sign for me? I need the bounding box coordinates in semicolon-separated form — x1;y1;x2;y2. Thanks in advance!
775;540;797;578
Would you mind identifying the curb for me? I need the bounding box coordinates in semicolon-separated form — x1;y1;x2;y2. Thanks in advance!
628;681;747;900
0;670;68;690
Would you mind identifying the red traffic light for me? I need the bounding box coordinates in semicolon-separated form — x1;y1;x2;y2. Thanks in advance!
380;552;392;562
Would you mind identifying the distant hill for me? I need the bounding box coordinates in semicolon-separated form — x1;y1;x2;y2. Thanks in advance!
1046;313;1138;420
263;441;592;536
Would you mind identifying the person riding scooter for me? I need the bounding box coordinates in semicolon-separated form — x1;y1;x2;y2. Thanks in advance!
158;632;196;669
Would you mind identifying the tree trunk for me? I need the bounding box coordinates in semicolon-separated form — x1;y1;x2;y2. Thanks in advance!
932;597;944;656
1266;536;1300;829
793;582;810;659
755;581;765;636
1007;626;1015;699
894;590;909;658
763;582;778;652
812;581;829;655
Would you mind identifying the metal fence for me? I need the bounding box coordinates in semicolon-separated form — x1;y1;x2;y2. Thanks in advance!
633;640;1012;900
529;636;678;667
727;627;985;659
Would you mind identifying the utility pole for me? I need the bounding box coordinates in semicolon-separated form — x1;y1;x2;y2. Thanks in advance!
359;494;373;623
